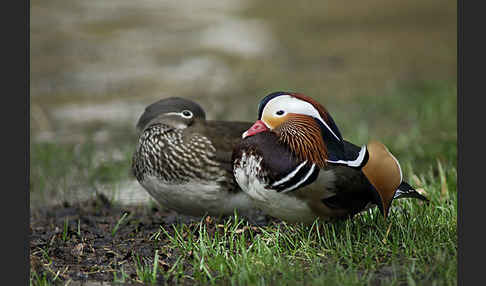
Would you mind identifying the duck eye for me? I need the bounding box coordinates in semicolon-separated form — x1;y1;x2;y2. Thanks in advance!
275;110;285;116
181;110;193;118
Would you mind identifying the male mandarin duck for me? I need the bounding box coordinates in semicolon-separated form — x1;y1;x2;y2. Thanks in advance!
132;97;261;218
232;91;428;224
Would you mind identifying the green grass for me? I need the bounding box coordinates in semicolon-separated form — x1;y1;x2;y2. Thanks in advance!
112;212;130;237
133;250;161;284
30;271;51;286
29;126;136;208
30;80;457;285
147;164;456;285
73;161;453;286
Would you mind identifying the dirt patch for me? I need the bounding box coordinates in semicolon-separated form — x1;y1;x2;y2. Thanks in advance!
30;194;271;285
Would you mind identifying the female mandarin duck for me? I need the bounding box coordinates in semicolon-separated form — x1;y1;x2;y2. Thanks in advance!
132;97;262;218
232;91;427;224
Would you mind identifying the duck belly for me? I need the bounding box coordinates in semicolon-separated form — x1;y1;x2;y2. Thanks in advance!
141;175;252;217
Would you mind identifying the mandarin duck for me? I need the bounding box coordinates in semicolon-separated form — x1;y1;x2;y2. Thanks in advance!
232;91;428;224
132;97;261;218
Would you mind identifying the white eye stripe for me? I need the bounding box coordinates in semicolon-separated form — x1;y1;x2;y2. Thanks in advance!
165;110;193;119
262;95;341;141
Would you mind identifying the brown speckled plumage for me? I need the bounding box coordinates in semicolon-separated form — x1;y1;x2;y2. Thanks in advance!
131;97;259;217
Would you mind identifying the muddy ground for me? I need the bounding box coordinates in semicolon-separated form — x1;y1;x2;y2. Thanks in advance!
30;194;274;285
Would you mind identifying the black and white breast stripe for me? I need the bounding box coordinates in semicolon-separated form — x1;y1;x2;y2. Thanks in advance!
269;160;320;193
326;145;369;169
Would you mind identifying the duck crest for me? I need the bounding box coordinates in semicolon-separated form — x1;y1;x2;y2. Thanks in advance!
136;97;206;133
290;93;343;141
258;92;343;141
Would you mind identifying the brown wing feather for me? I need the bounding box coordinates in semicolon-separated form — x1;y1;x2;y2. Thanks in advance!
361;140;402;218
196;120;253;174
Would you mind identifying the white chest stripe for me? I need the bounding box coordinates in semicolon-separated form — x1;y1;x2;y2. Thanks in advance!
271;160;308;187
326;145;367;167
280;163;316;193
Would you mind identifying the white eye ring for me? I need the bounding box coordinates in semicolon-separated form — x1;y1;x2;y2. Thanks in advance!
274;110;286;117
181;110;193;119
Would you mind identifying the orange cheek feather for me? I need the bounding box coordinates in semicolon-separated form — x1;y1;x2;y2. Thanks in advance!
262;114;288;130
269;113;329;167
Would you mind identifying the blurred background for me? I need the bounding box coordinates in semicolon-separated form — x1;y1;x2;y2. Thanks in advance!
30;0;457;208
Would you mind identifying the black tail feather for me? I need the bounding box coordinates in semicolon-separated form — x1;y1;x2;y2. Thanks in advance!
393;181;429;202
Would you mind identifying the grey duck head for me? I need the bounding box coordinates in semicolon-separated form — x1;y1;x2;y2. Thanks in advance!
132;97;231;187
135;97;206;134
